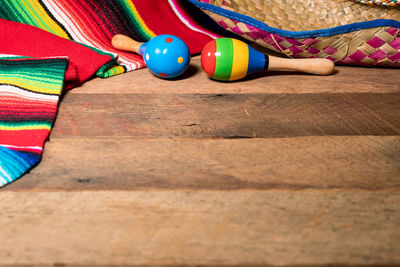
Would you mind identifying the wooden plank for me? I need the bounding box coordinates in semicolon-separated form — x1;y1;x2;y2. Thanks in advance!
74;57;400;94
4;136;400;191
1;191;399;266
2;58;399;267
51;93;400;138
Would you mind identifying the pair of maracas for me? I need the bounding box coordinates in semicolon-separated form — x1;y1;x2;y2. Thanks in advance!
112;34;334;81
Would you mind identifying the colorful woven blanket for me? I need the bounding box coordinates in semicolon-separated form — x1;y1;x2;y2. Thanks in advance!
0;0;399;187
0;0;221;187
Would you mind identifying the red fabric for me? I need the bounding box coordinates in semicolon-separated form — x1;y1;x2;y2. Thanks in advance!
134;1;215;54
0;130;50;149
0;18;113;89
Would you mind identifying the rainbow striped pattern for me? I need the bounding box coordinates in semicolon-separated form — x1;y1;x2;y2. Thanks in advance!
0;0;220;187
0;0;218;77
357;0;399;5
0;0;154;76
0;56;67;186
201;38;266;81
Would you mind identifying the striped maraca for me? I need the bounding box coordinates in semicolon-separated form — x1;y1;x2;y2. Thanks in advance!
201;38;335;81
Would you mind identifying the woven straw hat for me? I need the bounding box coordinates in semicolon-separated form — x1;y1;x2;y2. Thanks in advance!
203;0;400;31
193;0;400;66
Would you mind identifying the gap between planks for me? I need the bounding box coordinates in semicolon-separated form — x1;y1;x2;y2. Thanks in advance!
4;136;400;191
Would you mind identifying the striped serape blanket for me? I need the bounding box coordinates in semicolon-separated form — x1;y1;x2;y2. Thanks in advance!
0;0;221;187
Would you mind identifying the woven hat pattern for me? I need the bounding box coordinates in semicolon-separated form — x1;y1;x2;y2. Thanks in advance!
203;0;400;32
199;0;400;67
204;10;400;66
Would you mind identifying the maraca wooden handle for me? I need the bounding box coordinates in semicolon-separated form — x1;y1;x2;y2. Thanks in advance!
268;56;335;75
111;34;142;54
201;38;335;81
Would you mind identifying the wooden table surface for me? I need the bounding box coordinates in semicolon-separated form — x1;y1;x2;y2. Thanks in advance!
1;56;400;266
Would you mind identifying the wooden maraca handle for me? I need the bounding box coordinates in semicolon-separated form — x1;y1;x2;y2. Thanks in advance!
268;56;335;75
111;34;142;54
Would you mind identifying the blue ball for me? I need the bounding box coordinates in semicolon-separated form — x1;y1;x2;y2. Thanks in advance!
139;34;190;79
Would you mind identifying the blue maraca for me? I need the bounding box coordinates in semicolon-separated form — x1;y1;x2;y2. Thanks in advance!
112;34;190;78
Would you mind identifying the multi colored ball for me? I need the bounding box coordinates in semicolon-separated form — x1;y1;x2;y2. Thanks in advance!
139;34;190;78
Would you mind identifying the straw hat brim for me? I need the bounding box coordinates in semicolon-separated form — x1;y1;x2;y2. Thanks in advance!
201;0;399;32
190;0;400;67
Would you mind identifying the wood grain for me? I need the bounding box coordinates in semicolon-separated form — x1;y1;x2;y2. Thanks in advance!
4;136;400;191
2;55;400;267
51;93;400;138
74;57;400;94
1;191;400;266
